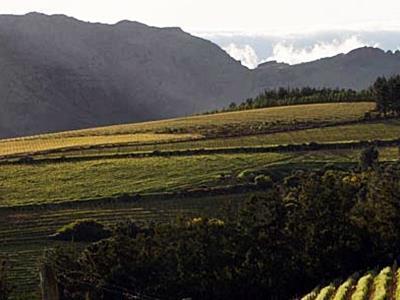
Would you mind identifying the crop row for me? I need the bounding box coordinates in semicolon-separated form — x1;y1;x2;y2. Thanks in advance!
301;266;400;300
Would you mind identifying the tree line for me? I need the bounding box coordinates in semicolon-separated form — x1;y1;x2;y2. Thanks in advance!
41;154;400;300
205;75;400;115
373;75;400;116
206;87;373;114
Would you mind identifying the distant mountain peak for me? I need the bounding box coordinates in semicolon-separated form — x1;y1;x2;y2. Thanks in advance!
114;19;149;28
347;46;385;56
257;60;290;69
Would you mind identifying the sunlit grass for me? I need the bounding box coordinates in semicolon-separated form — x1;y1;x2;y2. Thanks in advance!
0;153;290;207
0;102;374;157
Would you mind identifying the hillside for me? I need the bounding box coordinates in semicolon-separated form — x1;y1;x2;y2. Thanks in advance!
0;102;374;158
254;47;400;92
1;102;399;208
0;102;399;298
2;13;400;138
0;12;252;138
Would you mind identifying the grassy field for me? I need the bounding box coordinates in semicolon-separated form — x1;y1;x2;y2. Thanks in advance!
57;120;399;157
0;101;398;298
0;147;398;208
0;102;374;158
0;153;289;207
0;133;201;157
33;102;374;137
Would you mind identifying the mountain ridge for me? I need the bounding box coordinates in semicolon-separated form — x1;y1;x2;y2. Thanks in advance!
0;13;399;138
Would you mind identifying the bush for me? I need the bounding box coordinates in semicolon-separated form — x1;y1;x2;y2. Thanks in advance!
50;219;111;242
254;175;273;188
18;156;34;164
359;146;379;171
237;169;256;181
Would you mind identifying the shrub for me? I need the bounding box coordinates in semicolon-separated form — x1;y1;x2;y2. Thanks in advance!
359;146;379;171
237;169;256;181
372;267;392;300
351;273;373;300
315;284;335;300
50;219;111;242
254;175;273;188
332;277;355;300
396;268;400;300
18;156;34;164
301;289;319;300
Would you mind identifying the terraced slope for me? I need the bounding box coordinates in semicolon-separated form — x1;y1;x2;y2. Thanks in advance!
301;266;400;300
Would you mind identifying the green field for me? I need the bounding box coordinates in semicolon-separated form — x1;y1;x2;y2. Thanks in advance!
0;102;374;158
0;101;398;298
0;153;289;207
31;102;374;137
64;120;399;156
1;148;398;208
0;133;201;157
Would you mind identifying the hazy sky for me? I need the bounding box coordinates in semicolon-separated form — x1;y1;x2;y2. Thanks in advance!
2;0;400;67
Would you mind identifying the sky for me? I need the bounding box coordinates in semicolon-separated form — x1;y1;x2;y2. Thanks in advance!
2;0;400;68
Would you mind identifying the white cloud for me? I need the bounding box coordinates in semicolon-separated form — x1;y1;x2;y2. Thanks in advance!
266;36;378;65
222;43;259;69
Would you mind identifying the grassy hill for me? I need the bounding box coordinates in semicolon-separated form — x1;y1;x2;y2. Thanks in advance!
301;265;400;300
0;102;374;158
0;102;399;298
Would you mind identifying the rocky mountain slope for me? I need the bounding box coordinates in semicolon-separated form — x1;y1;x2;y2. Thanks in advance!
1;13;399;138
0;13;251;137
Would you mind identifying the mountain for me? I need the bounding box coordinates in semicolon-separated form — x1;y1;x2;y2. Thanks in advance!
253;47;400;92
0;13;252;138
1;13;400;138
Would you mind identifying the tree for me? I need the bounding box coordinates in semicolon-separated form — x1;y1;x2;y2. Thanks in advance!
351;164;400;260
390;75;400;115
359;146;379;171
373;76;389;115
372;75;400;116
228;102;237;110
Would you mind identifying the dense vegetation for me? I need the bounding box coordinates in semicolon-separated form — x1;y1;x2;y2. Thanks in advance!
43;156;400;299
373;75;400;116
210;87;373;113
210;74;400;115
50;219;112;242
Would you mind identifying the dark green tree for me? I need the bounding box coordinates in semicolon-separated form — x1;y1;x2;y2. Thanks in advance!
372;75;400;115
373;76;389;115
359;146;379;171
